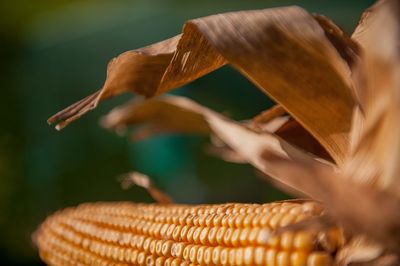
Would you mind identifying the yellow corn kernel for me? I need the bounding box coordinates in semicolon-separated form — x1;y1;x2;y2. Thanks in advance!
277;251;290;266
308;252;333;266
291;251;308;266
254;247;266;266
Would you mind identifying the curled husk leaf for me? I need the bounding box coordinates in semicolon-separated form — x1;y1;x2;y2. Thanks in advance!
49;6;357;164
102;96;329;161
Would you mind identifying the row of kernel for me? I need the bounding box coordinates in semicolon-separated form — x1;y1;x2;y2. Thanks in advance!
45;225;161;265
76;202;191;216
56;211;321;251
76;202;321;220
179;244;332;266
179;245;330;266
66;206;315;232
56;214;320;255
46;225;124;264
42;226;199;266
73;202;322;219
61;218;184;245
45;229;330;266
38;229;116;266
39;219;332;266
51;221;186;261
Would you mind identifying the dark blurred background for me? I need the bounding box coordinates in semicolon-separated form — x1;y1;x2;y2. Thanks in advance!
0;0;374;265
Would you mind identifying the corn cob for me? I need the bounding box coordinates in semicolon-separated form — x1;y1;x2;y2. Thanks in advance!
35;201;342;266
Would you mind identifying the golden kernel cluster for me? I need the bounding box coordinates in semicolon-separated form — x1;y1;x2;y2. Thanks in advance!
36;201;340;266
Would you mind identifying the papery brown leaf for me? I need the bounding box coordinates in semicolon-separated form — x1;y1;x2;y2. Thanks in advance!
274;118;332;161
101;96;288;160
313;14;360;73
206;114;292;163
102;95;333;167
121;172;173;204
105;95;333;196
101;96;290;164
351;0;399;108
217;115;333;163
261;153;400;253
336;236;383;266
104;100;320;170
205;112;337;197
252;104;286;126
255;170;306;196
48;23;227;130
254;106;332;160
101;97;211;140
206;135;247;164
348;254;399;266
190;8;355;164
49;6;356;164
346;0;400;193
48;36;182;130
208;115;298;164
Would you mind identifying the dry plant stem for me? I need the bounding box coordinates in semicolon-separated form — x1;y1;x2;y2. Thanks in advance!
36;201;341;266
48;91;101;130
121;172;174;204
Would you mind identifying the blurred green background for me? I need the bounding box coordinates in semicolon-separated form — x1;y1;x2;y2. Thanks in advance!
0;0;373;265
